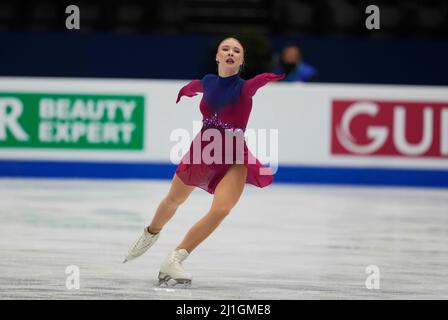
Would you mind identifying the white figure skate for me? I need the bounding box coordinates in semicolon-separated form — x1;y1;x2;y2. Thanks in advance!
158;249;193;287
123;227;160;263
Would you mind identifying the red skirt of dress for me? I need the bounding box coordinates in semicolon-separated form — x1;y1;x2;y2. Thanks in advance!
175;126;274;194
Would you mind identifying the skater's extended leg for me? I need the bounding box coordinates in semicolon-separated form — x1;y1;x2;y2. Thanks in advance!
148;173;195;233
124;174;194;263
176;164;247;253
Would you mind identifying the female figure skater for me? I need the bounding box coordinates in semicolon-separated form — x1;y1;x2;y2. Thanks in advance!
124;37;284;286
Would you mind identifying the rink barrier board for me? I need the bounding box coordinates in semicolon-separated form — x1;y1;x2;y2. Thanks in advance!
1;78;448;188
0;160;447;188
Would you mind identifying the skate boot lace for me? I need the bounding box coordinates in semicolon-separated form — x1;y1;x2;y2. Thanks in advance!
142;233;156;245
131;232;157;251
169;254;182;266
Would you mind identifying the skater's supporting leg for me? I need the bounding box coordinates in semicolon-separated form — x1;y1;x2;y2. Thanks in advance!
148;174;195;234
176;164;247;253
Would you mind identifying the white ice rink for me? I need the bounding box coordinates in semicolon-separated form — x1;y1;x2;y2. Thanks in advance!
0;178;447;299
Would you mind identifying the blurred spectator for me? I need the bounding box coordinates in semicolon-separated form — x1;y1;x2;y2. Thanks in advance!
273;44;317;82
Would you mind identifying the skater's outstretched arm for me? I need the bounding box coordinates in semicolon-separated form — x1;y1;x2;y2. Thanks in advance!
176;80;204;103
243;73;285;97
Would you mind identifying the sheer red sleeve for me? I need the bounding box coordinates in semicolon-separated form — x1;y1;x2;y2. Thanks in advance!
243;73;285;97
176;80;204;103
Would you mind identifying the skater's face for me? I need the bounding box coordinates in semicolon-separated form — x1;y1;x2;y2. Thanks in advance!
216;38;244;74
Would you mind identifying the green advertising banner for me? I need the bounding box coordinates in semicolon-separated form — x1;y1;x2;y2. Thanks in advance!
0;93;145;150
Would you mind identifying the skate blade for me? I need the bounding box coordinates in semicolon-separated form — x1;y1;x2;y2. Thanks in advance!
123;256;134;263
123;253;141;263
158;272;192;288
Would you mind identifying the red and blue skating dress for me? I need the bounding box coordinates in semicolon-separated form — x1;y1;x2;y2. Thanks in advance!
175;72;284;194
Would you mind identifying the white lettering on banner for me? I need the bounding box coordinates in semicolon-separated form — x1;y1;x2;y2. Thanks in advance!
71;122;86;141
38;99;136;121
58;99;70;120
39;99;52;118
0;98;29;141
55;122;71;142
74;100;101;120
335;102;388;154
442;110;448;155
121;102;136;121
39;121;52;142
88;122;101;143
71;100;88;118
39;98;53;118
38;122;135;143
394;107;433;155
36;98;137;144
102;123;119;143
121;123;136;144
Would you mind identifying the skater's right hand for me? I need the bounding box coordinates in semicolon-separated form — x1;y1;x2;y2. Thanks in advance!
176;90;198;103
176;80;203;104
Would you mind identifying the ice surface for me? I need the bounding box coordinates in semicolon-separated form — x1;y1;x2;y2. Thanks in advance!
0;178;447;299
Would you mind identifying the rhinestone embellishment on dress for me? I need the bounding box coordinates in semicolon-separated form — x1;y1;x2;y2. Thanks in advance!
202;113;245;132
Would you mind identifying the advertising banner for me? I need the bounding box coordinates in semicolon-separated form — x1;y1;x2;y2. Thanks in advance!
0;93;144;150
332;99;448;158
